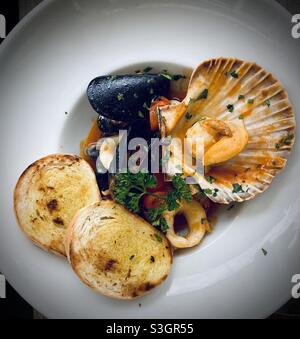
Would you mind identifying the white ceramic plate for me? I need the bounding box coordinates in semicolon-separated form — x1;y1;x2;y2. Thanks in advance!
0;0;299;319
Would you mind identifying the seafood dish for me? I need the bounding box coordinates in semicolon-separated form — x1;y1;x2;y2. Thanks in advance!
14;58;296;299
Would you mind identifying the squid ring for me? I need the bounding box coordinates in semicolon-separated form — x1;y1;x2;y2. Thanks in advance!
163;200;210;249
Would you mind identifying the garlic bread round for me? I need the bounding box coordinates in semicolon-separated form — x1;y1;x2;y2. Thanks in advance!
66;200;173;299
14;154;101;256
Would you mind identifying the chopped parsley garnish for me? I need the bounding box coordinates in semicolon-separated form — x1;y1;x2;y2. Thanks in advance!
190;89;209;104
199;89;209;100
185;112;193;120
113;172;157;213
149;206;167;226
160;72;172;80
129;255;135;260
143;102;151;110
247;98;255;104
275;134;294;150
107;75;117;81
172;74;187;81
201;218;207;225
159;70;186;81
264;99;271;107
239;115;244;120
213;189;219;197
155;234;163;243
159;218;169;233
143;66;153;73
238;95;245;100
230;70;239;79
160;70;176;80
113;173;192;233
262;248;268;256
117;93;124;101
232;183;244;194
205;176;215;184
203;188;213;195
282;134;294;145
203;188;219;197
138;111;145;118
170;174;193;205
227;104;234;113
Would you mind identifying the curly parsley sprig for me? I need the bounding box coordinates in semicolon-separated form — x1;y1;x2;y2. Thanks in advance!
112;173;192;233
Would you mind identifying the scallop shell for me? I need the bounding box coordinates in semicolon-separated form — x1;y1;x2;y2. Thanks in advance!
159;58;296;204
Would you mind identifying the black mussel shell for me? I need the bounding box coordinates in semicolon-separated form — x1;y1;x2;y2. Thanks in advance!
98;115;130;136
128;119;152;141
96;172;109;193
87;74;170;121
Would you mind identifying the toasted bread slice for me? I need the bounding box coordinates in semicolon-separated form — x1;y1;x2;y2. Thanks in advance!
14;154;100;256
66;200;173;299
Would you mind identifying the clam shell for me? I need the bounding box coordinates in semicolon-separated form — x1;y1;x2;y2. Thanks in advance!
160;58;296;204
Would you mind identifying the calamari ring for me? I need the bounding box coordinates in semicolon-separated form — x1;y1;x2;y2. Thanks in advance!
163;200;210;249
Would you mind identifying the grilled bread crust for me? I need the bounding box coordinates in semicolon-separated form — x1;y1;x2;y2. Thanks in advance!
14;154;101;256
66;200;173;299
